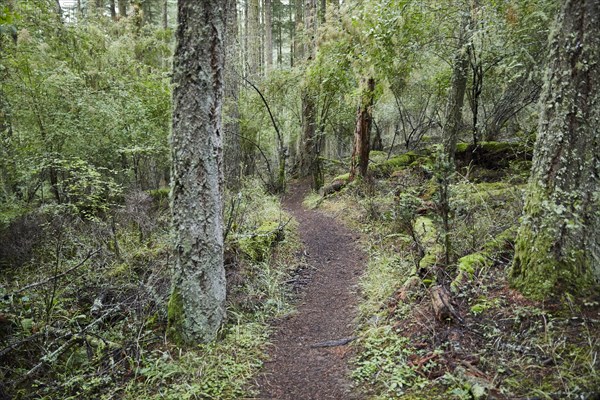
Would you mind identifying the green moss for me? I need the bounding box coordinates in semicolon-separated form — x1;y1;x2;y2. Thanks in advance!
511;224;593;299
420;178;437;200
147;187;170;208
413;216;436;247
458;252;491;275
482;226;517;254
369;151;423;177
419;253;437;269
238;221;281;261
369;150;388;164
454;141;532;169
511;184;595;299
332;172;350;182
167;287;185;346
455;142;470;153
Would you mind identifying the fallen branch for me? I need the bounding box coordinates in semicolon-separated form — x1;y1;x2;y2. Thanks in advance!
311;337;357;348
12;248;101;295
11;304;121;387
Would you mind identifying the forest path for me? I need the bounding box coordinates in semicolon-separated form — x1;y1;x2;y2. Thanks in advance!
255;181;366;400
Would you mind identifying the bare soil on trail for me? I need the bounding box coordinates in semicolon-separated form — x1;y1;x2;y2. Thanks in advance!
255;182;366;400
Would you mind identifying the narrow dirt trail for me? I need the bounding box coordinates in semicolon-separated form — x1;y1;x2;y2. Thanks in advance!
256;182;366;400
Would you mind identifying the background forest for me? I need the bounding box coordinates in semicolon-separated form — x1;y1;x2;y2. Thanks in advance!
0;0;598;399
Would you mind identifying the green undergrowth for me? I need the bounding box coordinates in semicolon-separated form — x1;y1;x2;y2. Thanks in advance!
0;179;301;399
311;160;600;399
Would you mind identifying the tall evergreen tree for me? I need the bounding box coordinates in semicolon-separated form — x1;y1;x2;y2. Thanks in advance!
169;0;227;344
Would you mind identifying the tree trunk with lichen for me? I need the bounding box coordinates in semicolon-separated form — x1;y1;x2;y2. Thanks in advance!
264;0;273;72
298;0;321;189
350;77;375;180
442;14;469;165
224;0;241;188
169;0;227;344
117;0;127;18
511;0;600;299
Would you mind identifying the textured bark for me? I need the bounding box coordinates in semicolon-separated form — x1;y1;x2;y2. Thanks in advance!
162;0;168;29
264;0;273;72
224;0;241;187
302;0;316;59
109;0;117;20
299;89;322;189
294;0;303;63
442;15;469;164
117;0;127;18
248;0;261;77
468;0;482;148
298;0;320;188
0;87;14;196
350;77;375;179
169;0;227;344
511;0;600;298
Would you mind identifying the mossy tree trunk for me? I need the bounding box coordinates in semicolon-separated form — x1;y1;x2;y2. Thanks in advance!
442;13;469;165
350;77;375;180
437;12;470;269
511;0;600;299
224;0;242;189
298;0;321;189
248;0;261;78
169;0;227;344
264;0;273;72
117;0;127;18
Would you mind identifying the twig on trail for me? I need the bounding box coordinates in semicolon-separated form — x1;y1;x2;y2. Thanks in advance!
310;337;358;348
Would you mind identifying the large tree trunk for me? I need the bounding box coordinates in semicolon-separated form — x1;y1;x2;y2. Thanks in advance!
442;14;469;164
299;89;318;185
350;77;375;179
294;0;303;63
264;0;273;72
248;0;261;77
224;0;241;188
511;0;600;298
298;0;320;188
117;0;127;18
169;0;227;344
109;0;117;20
